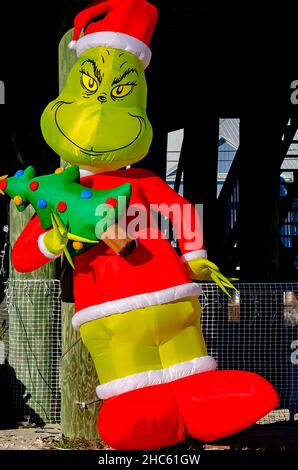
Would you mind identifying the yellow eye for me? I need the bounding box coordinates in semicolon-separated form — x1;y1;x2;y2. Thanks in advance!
111;84;134;99
81;73;98;92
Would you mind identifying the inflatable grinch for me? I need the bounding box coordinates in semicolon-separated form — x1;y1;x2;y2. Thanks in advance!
4;0;278;450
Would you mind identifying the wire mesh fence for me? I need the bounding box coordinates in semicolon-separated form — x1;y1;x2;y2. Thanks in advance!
2;280;298;427
0;296;8;365
5;279;61;425
201;282;298;424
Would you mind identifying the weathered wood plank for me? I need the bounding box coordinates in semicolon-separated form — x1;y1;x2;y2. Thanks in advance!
59;29;99;440
60;302;100;439
58;29;77;93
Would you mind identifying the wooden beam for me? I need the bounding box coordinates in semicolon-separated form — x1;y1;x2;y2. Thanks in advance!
59;29;99;440
239;110;284;281
183;113;219;261
60;303;100;439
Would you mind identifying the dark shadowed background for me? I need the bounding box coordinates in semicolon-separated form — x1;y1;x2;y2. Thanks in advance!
0;0;297;281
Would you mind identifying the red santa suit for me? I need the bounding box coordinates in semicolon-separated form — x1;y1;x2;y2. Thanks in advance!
11;167;279;449
12;167;216;394
12;167;207;320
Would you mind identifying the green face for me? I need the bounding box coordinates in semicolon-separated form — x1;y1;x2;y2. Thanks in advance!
41;47;153;172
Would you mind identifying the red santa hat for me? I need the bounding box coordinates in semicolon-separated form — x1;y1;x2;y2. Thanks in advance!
68;0;158;69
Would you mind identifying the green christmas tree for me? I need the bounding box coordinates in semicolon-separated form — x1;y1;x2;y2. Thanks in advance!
0;166;132;265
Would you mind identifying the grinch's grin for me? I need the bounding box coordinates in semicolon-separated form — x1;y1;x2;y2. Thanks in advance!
54;101;144;156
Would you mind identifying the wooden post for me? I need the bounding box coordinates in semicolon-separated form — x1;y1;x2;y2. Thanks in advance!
60;303;100;439
183;113;219;261
59;30;99;440
239;107;283;281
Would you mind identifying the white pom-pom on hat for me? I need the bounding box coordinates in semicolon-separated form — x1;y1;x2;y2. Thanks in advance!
68;40;77;50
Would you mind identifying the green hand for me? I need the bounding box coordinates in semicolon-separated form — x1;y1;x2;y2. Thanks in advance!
50;211;100;269
51;212;74;269
187;258;238;297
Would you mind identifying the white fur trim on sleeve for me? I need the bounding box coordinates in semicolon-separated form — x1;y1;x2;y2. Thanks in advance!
96;355;217;399
181;250;208;262
38;233;62;260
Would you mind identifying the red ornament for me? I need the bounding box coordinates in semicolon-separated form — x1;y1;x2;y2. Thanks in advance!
105;197;118;208
0;180;7;191
29;181;39;191
57;201;67;213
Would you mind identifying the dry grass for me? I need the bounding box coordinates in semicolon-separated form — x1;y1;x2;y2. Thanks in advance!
46;423;298;451
47;436;110;451
2;422;298;451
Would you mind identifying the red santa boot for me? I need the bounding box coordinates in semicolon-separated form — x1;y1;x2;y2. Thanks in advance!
171;370;279;442
98;382;186;450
